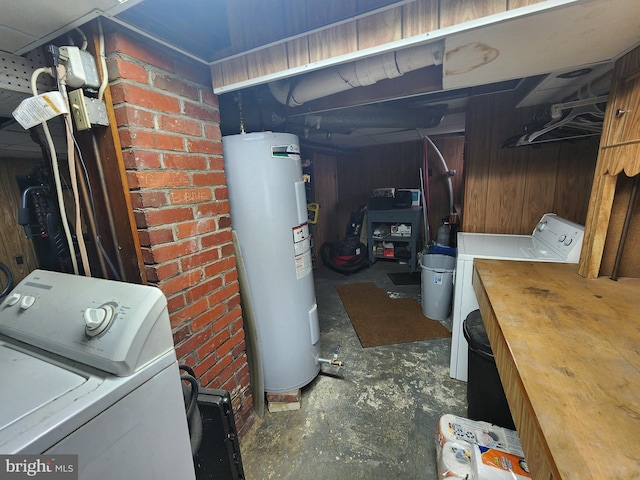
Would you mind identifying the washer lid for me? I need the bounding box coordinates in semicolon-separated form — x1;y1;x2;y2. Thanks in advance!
457;233;538;260
0;344;86;431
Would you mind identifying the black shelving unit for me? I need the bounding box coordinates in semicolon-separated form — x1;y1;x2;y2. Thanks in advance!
367;207;422;270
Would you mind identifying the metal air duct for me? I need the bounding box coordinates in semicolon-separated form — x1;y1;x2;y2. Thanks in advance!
284;104;448;133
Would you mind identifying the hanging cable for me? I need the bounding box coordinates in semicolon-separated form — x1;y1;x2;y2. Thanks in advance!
97;19;109;101
64;117;107;277
67;132;122;280
75;28;88;51
89;135;124;280
67;28;88;51
58;66;92;276
92;18;123;281
31;67;79;275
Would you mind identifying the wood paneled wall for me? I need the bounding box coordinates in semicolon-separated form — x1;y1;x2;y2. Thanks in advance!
308;152;340;266
212;0;545;90
463;90;600;234
306;135;464;254
336;141;423;234
0;158;40;286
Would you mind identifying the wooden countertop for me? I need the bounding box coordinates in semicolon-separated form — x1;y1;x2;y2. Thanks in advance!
472;259;640;480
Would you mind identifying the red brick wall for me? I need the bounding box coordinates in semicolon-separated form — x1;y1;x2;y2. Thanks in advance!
105;29;254;435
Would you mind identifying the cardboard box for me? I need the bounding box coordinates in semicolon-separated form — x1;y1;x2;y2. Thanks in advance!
391;224;411;237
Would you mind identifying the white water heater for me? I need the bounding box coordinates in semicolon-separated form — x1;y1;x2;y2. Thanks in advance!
222;132;320;393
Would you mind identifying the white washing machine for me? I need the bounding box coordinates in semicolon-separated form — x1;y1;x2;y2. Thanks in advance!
450;213;585;382
0;270;196;479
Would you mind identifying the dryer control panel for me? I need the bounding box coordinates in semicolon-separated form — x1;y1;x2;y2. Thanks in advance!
532;213;585;262
0;270;174;376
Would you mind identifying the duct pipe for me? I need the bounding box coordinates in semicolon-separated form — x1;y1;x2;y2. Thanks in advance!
283;104;447;133
269;42;444;107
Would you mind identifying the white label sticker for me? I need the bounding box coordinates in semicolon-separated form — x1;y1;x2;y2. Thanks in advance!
293;224;312;279
12;92;69;129
433;273;444;285
295;236;311;257
293;223;309;243
295;250;312;279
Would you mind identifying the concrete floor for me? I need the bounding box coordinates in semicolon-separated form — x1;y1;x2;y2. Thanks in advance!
239;260;468;480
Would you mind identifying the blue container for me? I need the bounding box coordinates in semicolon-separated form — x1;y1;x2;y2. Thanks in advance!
427;245;457;257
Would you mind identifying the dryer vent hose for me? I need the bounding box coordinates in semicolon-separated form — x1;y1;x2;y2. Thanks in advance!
179;364;203;455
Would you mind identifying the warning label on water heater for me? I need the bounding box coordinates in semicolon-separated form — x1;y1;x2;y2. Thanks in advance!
292;224;312;279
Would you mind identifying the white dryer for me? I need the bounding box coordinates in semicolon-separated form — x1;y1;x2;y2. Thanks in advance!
450;213;584;381
0;270;195;479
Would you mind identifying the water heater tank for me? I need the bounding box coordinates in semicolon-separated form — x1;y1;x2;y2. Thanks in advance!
222;132;320;393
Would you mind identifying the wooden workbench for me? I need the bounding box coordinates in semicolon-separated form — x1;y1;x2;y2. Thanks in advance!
472;259;640;480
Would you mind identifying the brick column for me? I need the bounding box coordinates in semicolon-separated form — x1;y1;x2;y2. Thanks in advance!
105;29;253;435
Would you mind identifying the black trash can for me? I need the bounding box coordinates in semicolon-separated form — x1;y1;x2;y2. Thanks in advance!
463;309;515;430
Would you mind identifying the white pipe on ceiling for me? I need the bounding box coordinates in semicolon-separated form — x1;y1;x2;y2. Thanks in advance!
268;42;444;107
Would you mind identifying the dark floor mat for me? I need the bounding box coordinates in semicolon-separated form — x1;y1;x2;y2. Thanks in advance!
387;271;421;285
336;282;450;348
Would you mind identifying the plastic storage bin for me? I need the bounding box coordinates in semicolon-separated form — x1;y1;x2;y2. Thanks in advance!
463;310;515;430
420;253;456;320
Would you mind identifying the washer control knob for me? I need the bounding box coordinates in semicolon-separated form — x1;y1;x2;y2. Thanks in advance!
564;238;573;246
559;235;566;242
20;295;36;310
5;293;21;306
84;305;114;337
536;220;548;232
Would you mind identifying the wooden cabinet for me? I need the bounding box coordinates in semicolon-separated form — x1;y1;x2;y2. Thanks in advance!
601;51;640;148
596;47;640;176
579;45;640;278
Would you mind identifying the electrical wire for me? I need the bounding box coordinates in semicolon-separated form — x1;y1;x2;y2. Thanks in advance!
52;61;91;276
90;134;124;280
92;18;123;281
67;28;88;51
69;129;122;281
75;28;88;51
31;67;79;275
41;65;88;272
31;43;121;280
97;19;108;101
63;114;107;277
60;77;92;277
